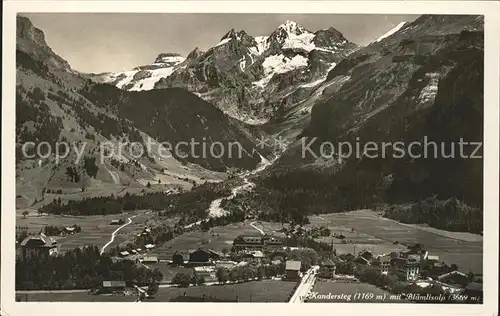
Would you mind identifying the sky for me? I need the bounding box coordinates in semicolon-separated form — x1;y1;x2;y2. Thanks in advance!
21;13;419;73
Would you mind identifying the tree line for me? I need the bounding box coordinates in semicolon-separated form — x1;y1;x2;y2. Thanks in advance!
171;263;286;288
382;196;483;234
39;181;230;217
16;246;164;291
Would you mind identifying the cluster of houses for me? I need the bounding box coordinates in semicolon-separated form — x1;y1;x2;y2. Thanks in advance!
117;226;156;258
17;225;482;302
312;243;483;301
118;243;155;258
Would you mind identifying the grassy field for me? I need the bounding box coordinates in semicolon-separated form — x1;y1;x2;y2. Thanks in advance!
307;215;407;256
148;280;296;302
144;264;193;282
309;210;483;274
16;210;153;252
149;221;265;260
307;280;404;303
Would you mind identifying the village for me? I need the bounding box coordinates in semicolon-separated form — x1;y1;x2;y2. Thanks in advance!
15;217;483;303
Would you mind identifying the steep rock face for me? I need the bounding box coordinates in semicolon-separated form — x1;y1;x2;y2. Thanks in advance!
96;20;358;124
266;15;484;213
186;47;205;61
16;15;86;89
17;16;72;72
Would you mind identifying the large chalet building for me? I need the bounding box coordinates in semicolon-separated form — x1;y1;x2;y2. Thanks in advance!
19;232;58;260
232;234;283;251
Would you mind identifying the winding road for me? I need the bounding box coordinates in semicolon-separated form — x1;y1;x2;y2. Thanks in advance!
288;265;320;303
100;215;138;255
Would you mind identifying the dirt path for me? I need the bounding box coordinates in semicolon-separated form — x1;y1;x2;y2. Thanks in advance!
250;221;265;235
100;215;138;254
108;170;120;185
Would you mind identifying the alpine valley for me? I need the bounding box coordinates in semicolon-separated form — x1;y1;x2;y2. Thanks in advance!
16;14;483;236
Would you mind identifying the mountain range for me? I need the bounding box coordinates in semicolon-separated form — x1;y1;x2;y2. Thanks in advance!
91;20;358;124
15;14;484;233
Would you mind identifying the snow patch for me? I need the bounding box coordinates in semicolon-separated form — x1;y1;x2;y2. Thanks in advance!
374;22;407;43
253;54;308;88
215;38;231;47
418;72;440;104
300;77;326;88
282;32;316;52
239;57;247;71
299;62;337;88
102;57;185;91
313;47;337;53
129;67;177;91
250;36;269;56
105;70;137;89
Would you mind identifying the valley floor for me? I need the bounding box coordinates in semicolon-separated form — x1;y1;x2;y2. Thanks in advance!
308;210;483;274
16;208;482;274
15;209;173;253
14;208;482;302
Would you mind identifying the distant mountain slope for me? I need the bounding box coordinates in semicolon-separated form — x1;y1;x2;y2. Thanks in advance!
228;15;484;230
78;83;266;171
373;21;408;43
92;20;358;124
15;16;266;207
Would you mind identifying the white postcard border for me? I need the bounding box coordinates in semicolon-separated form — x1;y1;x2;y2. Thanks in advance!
2;1;499;316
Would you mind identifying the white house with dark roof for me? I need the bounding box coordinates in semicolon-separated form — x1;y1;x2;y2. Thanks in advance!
285;260;302;280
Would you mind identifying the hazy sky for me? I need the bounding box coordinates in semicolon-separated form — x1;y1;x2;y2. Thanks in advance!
21;13;419;73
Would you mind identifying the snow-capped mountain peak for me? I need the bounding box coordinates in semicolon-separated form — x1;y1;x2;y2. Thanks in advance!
268;20;316;53
216;29;252;47
220;28;237;41
374;21;407;43
278;20;307;35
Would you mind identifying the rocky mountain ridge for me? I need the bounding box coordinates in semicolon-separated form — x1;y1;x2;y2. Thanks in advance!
91;20;358;124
